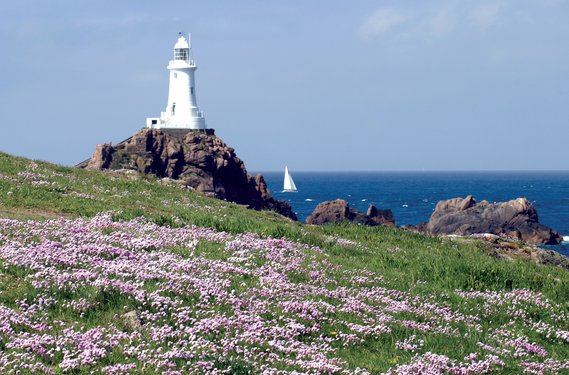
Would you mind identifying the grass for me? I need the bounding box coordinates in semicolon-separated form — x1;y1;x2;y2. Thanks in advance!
1;151;569;373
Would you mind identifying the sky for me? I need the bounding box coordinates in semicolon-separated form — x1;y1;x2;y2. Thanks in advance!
0;0;568;171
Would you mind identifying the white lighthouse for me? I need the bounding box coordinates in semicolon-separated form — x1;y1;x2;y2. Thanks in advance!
146;33;207;130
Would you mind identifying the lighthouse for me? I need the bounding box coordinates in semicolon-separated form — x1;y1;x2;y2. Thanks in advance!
146;33;207;130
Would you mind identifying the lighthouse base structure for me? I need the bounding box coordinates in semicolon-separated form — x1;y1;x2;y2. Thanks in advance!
145;116;208;130
144;127;215;137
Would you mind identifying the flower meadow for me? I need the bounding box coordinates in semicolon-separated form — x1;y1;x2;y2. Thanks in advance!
1;213;568;374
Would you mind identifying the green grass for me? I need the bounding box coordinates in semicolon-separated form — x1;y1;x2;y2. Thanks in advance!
1;151;569;373
1;151;568;299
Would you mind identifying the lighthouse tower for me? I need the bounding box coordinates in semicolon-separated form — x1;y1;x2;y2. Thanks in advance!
146;33;207;130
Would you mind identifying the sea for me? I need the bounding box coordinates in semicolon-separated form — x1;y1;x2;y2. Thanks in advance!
258;171;569;257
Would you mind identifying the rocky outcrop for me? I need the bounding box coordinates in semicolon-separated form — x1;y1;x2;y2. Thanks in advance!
86;144;115;170
449;234;569;271
419;195;562;245
83;129;296;220
306;199;395;227
366;205;395;226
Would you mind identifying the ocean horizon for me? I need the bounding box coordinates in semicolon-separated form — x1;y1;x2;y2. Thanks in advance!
257;171;569;256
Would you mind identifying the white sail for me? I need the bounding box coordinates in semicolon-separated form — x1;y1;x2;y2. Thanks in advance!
283;166;297;192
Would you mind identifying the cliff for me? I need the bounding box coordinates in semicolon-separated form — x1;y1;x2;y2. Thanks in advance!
81;128;296;220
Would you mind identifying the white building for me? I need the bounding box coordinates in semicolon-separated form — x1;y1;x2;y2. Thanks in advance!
146;33;207;130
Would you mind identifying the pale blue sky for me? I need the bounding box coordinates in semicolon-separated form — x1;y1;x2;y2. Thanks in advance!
1;1;568;171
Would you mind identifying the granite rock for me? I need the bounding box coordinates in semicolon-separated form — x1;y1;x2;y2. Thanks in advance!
83;129;297;220
420;195;562;245
306;199;395;227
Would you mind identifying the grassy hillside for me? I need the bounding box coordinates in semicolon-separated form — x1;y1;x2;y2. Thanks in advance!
0;151;568;374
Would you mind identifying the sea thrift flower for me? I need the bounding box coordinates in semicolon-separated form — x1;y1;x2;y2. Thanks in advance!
0;213;567;373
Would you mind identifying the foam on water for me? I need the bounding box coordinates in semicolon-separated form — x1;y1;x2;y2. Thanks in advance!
563;236;569;243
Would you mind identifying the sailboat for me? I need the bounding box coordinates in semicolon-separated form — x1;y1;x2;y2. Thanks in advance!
283;166;298;192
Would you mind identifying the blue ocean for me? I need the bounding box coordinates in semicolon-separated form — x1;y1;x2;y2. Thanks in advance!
259;171;569;257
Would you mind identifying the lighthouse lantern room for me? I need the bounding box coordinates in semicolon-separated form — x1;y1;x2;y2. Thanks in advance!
146;33;207;130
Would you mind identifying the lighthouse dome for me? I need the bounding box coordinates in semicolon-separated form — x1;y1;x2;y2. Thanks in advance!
174;36;189;49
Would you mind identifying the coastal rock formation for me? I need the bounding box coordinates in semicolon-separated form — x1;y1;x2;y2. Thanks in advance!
82;129;297;220
419;195;562;245
86;144;114;170
306;199;395;227
450;234;569;271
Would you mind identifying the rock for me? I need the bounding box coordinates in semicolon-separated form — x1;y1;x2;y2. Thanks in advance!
120;310;143;331
255;174;270;200
435;195;477;212
366;204;396;226
421;196;562;245
306;199;350;225
306;199;395;227
85;144;114;170
448;235;569;271
81;129;297;220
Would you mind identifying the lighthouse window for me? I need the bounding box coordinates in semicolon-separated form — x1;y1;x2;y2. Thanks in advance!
174;73;177;79
174;49;188;61
191;87;194;94
171;103;176;116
